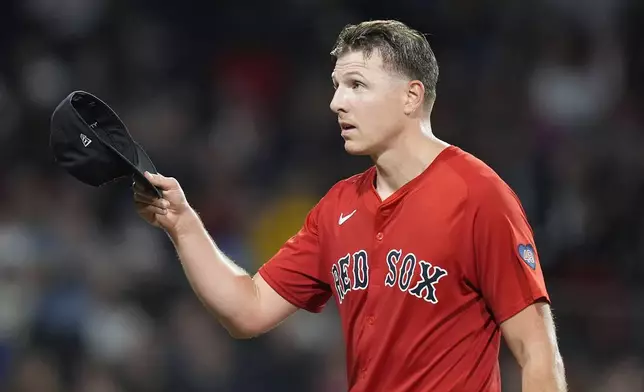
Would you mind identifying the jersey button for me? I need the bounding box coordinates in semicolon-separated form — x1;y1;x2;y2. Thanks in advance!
376;232;384;241
367;316;375;325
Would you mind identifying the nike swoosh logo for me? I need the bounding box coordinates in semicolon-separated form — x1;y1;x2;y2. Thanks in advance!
339;210;357;225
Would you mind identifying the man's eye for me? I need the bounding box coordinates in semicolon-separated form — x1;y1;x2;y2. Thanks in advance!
351;81;363;89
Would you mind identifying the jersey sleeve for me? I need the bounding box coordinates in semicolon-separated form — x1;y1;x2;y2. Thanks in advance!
471;185;551;324
257;199;332;313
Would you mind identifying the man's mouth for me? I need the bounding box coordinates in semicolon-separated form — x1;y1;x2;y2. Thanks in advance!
340;121;356;131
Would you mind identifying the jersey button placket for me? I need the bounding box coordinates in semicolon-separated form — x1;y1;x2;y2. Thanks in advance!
374;204;393;242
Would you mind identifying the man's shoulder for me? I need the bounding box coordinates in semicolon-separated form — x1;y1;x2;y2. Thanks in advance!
327;166;374;195
315;166;374;209
444;147;520;209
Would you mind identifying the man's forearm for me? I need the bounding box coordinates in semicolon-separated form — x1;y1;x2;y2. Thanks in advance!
167;209;259;337
522;353;567;392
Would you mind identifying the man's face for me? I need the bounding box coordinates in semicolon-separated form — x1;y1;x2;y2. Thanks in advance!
330;50;409;156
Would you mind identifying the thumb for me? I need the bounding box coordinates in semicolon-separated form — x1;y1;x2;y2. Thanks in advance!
144;172;177;191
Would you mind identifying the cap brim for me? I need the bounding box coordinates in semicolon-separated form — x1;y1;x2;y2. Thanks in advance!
99;140;161;198
131;143;163;198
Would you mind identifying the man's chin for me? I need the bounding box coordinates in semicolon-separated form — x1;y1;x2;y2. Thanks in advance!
343;140;372;156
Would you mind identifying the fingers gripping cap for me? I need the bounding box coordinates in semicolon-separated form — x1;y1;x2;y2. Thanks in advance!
50;91;162;197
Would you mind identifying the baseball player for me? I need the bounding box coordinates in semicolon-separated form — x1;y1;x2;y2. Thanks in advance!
133;20;567;392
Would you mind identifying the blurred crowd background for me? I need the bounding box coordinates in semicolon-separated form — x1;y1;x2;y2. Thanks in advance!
0;0;643;391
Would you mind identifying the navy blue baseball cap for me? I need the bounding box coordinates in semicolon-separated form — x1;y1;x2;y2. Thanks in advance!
50;91;162;197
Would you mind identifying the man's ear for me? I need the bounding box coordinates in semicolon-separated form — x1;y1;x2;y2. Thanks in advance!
404;80;425;115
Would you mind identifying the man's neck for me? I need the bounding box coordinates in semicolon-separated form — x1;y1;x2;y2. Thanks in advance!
371;124;450;201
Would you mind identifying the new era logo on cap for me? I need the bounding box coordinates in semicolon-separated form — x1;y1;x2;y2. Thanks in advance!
80;133;92;147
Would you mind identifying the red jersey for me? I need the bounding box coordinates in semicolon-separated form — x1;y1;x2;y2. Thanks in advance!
258;146;550;392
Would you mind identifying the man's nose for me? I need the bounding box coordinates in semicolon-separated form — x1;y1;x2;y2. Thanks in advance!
330;88;346;114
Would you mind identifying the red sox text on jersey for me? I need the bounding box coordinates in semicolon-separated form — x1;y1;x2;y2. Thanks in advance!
331;249;448;304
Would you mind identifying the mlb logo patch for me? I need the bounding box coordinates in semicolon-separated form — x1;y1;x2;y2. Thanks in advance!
518;244;536;270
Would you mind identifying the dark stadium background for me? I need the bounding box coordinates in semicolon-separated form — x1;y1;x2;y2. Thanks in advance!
0;0;642;391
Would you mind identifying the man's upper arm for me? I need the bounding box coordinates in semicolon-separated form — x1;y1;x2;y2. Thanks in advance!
501;302;567;391
500;301;560;366
248;272;299;335
469;181;566;389
471;182;550;324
